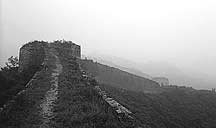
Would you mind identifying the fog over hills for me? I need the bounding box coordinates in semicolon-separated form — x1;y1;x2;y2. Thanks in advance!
1;0;216;127
2;0;216;91
85;52;216;90
82;54;152;79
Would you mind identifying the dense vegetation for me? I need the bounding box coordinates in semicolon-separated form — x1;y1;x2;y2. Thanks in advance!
0;56;39;107
100;83;216;128
0;54;53;128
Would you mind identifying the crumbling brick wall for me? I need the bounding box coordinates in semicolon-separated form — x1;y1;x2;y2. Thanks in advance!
19;40;80;72
53;40;81;58
18;41;47;72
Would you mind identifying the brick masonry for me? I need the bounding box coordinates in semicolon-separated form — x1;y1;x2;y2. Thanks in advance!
19;40;81;72
18;41;47;72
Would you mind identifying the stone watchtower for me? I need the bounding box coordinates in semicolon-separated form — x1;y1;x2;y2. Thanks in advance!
19;40;81;72
18;41;47;72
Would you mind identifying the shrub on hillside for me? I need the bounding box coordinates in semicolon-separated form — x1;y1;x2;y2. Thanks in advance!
0;56;40;107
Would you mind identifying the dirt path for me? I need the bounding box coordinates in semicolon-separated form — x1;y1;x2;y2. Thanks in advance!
39;47;62;128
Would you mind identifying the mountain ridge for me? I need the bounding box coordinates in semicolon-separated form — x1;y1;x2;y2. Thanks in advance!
1;41;216;128
85;52;216;89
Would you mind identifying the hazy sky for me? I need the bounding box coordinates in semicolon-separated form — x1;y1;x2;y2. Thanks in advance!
1;0;216;78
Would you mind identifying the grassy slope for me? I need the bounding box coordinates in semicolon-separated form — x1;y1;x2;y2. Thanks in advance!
80;59;161;93
0;49;54;128
52;47;133;128
100;83;216;128
79;59;216;127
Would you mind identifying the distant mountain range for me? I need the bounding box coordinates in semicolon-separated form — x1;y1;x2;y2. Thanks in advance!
80;59;161;93
82;54;152;80
83;52;216;90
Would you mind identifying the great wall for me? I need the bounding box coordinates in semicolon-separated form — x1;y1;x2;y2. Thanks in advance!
1;40;216;128
0;40;143;128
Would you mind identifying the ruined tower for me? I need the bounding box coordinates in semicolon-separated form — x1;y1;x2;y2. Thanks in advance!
18;41;47;72
19;40;81;72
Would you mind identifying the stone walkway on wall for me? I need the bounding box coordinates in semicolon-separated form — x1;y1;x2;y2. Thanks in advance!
0;44;64;128
0;43;142;128
39;46;63;128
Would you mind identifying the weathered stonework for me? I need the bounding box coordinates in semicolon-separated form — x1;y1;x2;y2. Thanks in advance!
78;67;140;127
19;41;47;72
19;40;81;72
53;40;81;58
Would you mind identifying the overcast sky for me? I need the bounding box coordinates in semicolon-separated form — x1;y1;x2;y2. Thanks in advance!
1;0;216;78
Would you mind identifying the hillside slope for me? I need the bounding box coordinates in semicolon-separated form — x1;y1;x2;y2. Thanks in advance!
79;58;216;128
0;42;141;128
83;54;152;79
99;83;216;128
80;59;161;93
1;41;216;128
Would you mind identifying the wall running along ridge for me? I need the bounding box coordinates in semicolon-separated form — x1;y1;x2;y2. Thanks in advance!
78;65;141;127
